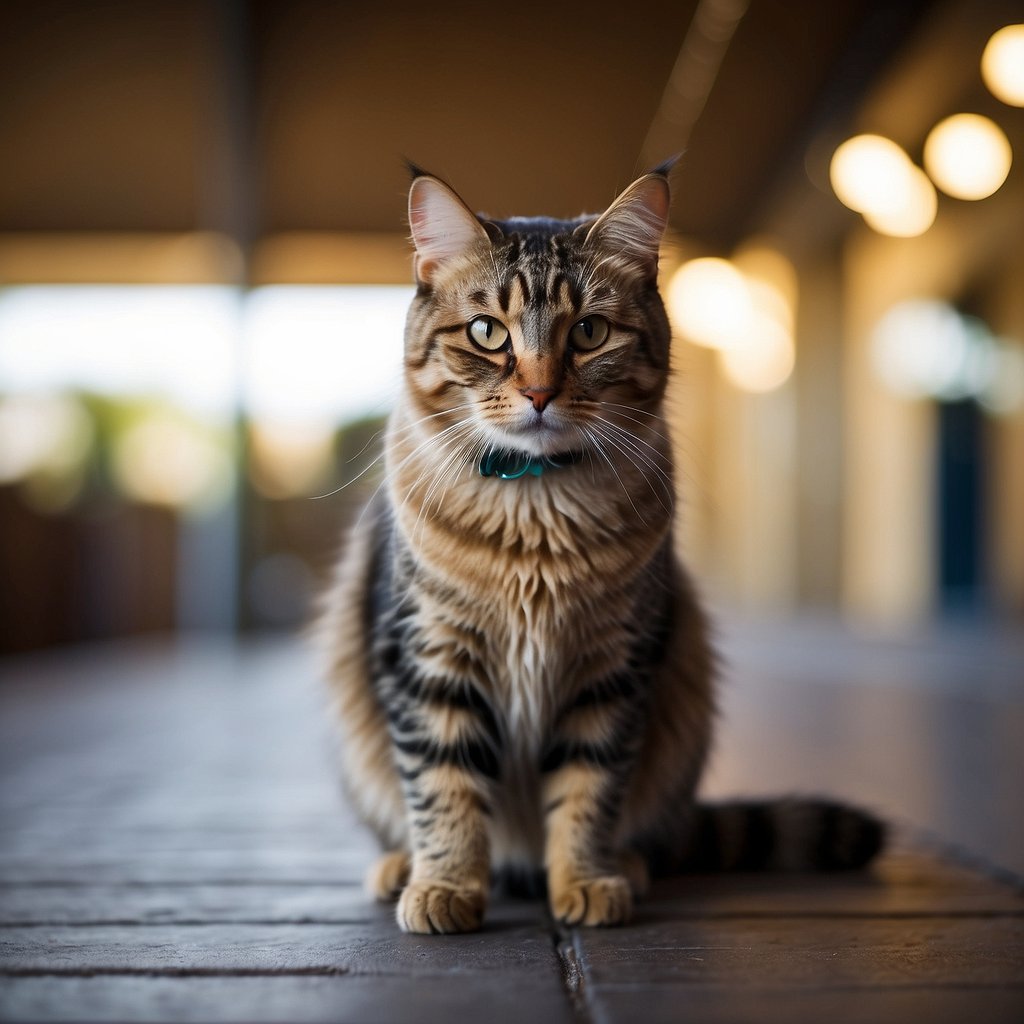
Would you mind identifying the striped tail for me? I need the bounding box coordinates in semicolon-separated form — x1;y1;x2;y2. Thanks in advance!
674;798;886;873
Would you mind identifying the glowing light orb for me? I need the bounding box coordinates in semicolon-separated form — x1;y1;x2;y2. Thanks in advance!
829;135;914;216
924;114;1012;200
666;257;752;349
982;25;1024;107
862;165;937;237
719;319;795;394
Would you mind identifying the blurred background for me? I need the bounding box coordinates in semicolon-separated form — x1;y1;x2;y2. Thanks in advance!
1;0;1022;655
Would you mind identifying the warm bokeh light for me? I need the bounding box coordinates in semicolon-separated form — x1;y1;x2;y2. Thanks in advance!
733;244;797;331
666;257;752;349
829;135;914;216
923;114;1012;200
112;413;231;510
719;319;795;394
0;394;92;485
829;134;936;237
982;24;1024;107
862;165;937;237
669;248;797;393
249;420;336;499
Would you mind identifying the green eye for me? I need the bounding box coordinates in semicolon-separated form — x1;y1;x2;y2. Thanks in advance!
467;316;510;352
569;315;610;352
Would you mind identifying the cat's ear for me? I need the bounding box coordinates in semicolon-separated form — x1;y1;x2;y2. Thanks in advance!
583;172;671;278
408;174;490;285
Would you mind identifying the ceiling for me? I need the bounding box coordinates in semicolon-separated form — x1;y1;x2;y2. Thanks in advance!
0;0;993;257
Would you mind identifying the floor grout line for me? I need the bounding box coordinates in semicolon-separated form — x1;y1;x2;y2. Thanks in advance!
0;918;377;928
0;880;365;889
3;909;1020;929
552;922;594;1023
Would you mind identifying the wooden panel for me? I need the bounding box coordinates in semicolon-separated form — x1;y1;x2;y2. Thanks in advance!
0;884;371;927
570;916;1024;989
0;917;558;975
586;987;1024;1024
0;847;370;886
639;850;1024;917
0;975;576;1024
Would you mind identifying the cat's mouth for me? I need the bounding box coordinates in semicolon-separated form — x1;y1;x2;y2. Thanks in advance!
489;416;578;458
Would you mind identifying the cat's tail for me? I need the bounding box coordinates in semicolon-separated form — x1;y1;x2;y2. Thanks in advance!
656;797;886;875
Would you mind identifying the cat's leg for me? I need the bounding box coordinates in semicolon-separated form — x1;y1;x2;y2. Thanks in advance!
541;738;638;927
395;764;493;933
384;669;502;934
366;850;410;901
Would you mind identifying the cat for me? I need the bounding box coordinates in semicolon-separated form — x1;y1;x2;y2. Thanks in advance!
318;163;884;935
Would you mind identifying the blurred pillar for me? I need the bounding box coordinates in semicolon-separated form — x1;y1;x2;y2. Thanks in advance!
669;329;718;587
794;242;844;607
987;244;1024;617
172;0;259;635
711;370;798;611
842;227;936;627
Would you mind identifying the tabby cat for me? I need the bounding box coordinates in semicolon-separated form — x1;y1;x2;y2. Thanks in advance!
319;164;883;935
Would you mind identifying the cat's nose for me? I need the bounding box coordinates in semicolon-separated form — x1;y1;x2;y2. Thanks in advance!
519;387;559;413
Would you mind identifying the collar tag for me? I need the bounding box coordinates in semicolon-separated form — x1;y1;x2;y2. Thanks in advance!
479;449;579;480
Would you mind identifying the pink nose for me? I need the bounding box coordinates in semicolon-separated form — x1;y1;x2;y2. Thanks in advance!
519;387;558;413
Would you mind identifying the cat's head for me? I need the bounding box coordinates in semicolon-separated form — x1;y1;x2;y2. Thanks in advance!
402;167;673;460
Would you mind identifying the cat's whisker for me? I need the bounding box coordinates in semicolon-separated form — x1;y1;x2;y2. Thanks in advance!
355;419;476;527
400;422;476;499
590;423;676;506
388;401;481;440
428;437;487;537
342;424;389;466
403;422;481;543
411;435;474;545
588;420;674;516
582;423;647;524
591;417;675;491
312;408;481;501
597;401;662;419
611;434;675;511
388;423;474;503
589;413;673;469
594;402;674;447
310;451;388;500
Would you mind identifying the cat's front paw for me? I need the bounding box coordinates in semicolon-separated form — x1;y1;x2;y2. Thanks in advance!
550;874;633;927
396;880;485;934
366;851;411;902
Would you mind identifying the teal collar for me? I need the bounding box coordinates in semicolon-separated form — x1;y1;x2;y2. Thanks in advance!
479;448;582;480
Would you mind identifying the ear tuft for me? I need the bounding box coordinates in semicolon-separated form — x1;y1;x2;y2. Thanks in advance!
403;158;430;181
584;173;671;277
408;175;490;285
649;153;682;178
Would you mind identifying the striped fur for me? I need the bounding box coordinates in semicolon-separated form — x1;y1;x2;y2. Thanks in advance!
319;168;883;934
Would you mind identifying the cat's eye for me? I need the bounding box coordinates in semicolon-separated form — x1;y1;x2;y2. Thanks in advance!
467;316;510;352
569;315;610;352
